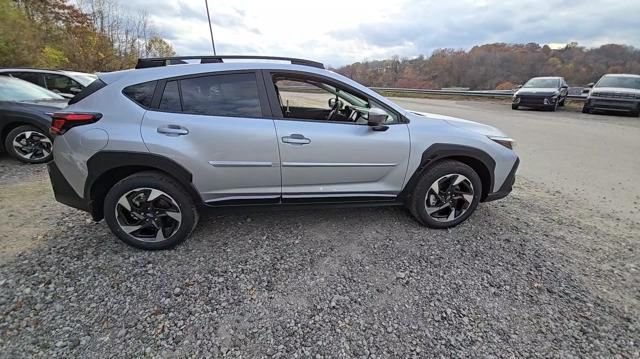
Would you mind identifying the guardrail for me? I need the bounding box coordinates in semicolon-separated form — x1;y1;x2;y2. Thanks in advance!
370;87;587;100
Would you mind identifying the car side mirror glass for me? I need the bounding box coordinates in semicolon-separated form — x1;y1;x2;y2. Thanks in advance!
561;85;568;89
586;82;595;88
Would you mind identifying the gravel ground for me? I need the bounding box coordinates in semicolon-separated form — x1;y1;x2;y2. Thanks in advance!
0;161;638;358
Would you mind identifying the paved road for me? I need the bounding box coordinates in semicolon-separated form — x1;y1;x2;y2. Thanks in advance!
392;98;640;223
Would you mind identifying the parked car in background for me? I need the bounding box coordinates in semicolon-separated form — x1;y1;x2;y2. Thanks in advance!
512;76;569;111
582;74;640;116
0;76;68;163
47;55;518;250
0;68;97;98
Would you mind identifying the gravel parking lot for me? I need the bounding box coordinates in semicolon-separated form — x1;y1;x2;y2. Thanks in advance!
0;100;638;358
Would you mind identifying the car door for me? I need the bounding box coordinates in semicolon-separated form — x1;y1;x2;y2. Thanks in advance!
140;71;282;204
263;70;410;202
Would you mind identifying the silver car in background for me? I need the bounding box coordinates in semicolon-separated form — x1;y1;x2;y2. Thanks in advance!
47;56;519;250
582;74;640;116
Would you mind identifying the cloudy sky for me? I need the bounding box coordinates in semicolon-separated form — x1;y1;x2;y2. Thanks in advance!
123;0;640;67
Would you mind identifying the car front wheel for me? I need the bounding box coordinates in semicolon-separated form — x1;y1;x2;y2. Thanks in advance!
4;125;53;164
409;160;482;229
103;171;199;250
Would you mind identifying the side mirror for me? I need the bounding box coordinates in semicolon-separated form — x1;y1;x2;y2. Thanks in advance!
367;108;389;131
561;84;568;89
586;82;595;88
516;85;522;89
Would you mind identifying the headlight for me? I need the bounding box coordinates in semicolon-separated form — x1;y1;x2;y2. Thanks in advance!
489;136;515;150
512;96;520;104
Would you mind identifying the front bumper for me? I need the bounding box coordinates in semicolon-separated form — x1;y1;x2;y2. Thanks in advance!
514;95;559;108
48;161;93;214
483;157;519;202
584;98;640;113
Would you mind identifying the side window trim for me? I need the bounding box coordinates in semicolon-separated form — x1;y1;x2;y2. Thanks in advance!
260;69;405;124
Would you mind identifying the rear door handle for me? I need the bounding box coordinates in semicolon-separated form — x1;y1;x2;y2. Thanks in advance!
282;134;311;145
157;125;189;136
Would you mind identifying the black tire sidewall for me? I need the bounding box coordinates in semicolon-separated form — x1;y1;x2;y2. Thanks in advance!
103;173;198;250
4;125;52;164
410;161;482;229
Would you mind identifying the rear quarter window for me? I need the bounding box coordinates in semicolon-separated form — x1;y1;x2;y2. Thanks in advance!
122;81;157;108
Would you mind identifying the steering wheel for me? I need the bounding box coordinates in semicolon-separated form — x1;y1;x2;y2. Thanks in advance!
327;95;341;120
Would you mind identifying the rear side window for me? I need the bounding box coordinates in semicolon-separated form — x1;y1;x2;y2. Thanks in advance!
179;73;262;117
8;72;45;87
159;80;181;111
68;79;107;105
122;81;157;108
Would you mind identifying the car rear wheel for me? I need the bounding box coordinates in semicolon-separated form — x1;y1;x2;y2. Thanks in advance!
103;171;199;250
409;160;482;229
4;125;53;164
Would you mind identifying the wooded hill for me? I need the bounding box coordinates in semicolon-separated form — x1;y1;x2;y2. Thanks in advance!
334;43;640;90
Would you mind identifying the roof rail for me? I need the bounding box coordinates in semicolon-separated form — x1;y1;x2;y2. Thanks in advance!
135;55;324;70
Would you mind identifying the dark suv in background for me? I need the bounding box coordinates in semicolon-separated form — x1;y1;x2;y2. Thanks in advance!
512;76;569;111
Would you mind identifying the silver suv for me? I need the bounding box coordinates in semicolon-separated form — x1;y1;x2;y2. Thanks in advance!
48;56;519;250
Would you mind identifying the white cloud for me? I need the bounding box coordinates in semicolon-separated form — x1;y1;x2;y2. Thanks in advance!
121;0;640;66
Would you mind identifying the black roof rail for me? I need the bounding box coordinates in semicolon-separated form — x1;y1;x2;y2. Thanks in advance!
135;55;325;70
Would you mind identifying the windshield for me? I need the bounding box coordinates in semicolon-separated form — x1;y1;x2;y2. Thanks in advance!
595;76;640;90
523;78;559;88
66;72;98;86
0;76;65;102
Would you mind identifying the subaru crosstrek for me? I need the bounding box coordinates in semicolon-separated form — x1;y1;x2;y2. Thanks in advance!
48;56;519;250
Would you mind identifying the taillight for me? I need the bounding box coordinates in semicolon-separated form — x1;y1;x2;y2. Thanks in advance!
50;112;102;136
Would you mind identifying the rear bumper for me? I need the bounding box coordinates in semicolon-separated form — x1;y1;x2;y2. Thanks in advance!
48;161;94;215
483;157;519;202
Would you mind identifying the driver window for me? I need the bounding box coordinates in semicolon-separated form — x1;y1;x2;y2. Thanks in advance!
276;79;334;111
272;75;371;123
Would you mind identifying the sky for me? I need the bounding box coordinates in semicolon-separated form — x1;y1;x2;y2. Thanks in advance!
122;0;640;67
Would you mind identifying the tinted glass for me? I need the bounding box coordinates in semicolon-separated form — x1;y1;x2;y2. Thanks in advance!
523;78;560;88
180;73;262;117
9;72;44;87
596;76;640;89
44;74;83;94
0;76;64;101
159;80;181;111
122;81;157;107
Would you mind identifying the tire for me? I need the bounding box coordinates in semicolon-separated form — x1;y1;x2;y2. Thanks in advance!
4;125;53;164
511;104;519;110
103;171;199;250
550;101;558;111
408;160;482;229
559;97;566;107
582;106;592;114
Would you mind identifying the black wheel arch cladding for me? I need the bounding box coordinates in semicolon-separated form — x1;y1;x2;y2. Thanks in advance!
402;143;496;200
85;151;203;220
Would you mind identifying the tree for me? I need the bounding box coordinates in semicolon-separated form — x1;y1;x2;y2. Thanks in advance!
145;37;176;58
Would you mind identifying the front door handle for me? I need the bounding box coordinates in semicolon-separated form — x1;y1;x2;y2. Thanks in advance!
157;125;189;136
282;133;311;145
